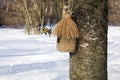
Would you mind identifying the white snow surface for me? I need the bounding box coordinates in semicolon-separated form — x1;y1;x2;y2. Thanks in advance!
108;26;120;80
0;26;120;80
0;28;69;80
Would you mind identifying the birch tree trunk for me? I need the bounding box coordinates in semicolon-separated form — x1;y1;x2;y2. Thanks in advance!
70;0;108;80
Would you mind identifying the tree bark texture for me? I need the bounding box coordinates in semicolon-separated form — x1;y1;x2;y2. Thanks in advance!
70;0;108;80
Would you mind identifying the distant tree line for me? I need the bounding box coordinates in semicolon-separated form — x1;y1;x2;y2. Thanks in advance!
0;0;23;27
0;0;120;31
108;0;120;26
0;0;63;34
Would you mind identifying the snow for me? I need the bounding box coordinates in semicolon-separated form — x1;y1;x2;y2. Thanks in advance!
0;28;69;80
0;26;120;80
108;26;120;80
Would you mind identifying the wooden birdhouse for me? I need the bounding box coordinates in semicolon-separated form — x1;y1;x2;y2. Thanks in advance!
52;5;79;52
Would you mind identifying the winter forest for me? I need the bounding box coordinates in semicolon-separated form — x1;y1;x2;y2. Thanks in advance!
0;0;120;80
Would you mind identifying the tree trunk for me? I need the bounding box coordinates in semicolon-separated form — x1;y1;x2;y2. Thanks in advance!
4;0;9;12
70;0;108;80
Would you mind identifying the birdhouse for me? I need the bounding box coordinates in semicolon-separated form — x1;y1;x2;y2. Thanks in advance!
52;5;79;52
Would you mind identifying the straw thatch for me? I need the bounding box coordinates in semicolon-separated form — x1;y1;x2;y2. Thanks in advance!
52;12;79;39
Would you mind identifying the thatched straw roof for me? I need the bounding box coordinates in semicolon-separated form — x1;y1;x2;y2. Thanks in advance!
52;13;79;39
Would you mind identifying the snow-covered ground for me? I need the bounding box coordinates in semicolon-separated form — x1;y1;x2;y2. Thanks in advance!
0;28;69;80
108;26;120;80
0;26;120;80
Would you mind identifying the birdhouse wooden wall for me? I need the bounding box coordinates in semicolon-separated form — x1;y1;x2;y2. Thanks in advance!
57;37;76;52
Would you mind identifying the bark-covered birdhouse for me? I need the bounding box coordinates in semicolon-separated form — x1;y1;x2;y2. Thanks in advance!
52;5;79;52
